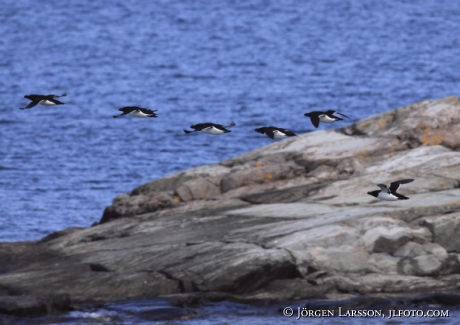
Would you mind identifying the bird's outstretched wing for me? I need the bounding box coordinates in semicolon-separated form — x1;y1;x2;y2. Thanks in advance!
306;114;320;128
21;100;40;110
377;184;390;193
327;110;349;119
279;128;297;137
265;129;275;139
389;179;414;193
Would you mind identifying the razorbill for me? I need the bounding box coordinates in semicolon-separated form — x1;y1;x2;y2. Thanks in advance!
21;93;67;110
304;110;350;128
184;122;235;135
255;126;297;139
367;179;414;201
113;107;158;118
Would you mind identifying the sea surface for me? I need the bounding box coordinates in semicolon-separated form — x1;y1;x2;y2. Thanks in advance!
4;298;459;325
1;0;460;323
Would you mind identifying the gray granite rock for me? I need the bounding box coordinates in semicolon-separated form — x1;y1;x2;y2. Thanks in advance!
2;97;460;314
413;255;443;275
0;294;71;317
131;164;230;195
423;243;448;262
176;177;221;202
393;242;426;258
303;246;370;273
368;253;400;274
361;227;412;254
101;192;175;223
220;162;303;193
398;254;444;276
265;225;359;250
341;96;460;150
420;214;460;252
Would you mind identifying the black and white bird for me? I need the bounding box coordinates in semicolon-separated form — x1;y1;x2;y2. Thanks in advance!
255;126;297;139
21;93;67;110
184;122;235;135
304;110;350;128
113;106;158;118
367;179;414;201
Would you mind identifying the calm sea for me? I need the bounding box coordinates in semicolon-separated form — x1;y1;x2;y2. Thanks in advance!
1;0;460;323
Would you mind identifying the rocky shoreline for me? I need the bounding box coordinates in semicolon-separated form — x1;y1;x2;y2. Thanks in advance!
1;97;460;318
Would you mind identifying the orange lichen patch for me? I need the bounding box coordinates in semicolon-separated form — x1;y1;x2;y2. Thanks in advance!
173;195;181;202
359;122;370;130
440;96;460;104
385;115;393;122
255;162;262;167
421;133;443;146
356;151;370;159
440;134;458;149
266;174;273;180
378;120;387;130
420;124;432;133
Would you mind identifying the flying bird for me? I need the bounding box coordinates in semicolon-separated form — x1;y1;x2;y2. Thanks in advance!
21;93;67;110
255;126;297;139
113;106;158;118
184;122;235;135
367;179;414;201
304;110;350;128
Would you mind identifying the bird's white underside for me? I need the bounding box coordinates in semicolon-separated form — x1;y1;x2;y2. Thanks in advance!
202;126;225;135
377;192;399;201
39;100;57;106
319;115;337;123
273;130;288;138
128;111;151;118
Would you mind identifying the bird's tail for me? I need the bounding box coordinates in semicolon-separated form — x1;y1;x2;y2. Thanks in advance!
184;129;194;134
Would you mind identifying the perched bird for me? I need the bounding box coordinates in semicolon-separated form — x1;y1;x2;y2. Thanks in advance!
184;122;235;135
255;126;297;139
113;106;158;118
21;93;67;110
304;110;350;128
367;179;414;201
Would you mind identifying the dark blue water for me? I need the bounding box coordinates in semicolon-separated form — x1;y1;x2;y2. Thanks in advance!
7;299;459;325
1;0;460;243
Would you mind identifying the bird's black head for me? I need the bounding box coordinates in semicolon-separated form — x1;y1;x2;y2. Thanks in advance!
367;191;379;198
24;94;41;100
255;127;265;134
304;112;311;117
